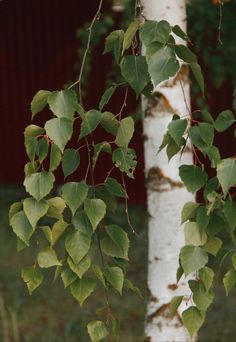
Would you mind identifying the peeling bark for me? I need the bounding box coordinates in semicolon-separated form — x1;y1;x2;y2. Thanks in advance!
142;0;195;341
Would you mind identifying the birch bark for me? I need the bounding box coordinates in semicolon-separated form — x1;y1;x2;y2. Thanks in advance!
142;1;195;340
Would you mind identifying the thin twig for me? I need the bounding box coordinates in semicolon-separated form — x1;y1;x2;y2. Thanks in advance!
68;0;104;104
115;87;129;120
218;1;223;45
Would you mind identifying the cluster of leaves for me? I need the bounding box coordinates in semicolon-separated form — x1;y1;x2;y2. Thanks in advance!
8;86;141;341
162;102;236;336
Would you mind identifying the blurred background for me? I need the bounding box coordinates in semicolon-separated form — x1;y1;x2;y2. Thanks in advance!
0;0;236;340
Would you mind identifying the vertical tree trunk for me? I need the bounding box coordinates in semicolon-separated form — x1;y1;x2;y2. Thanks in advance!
142;1;195;340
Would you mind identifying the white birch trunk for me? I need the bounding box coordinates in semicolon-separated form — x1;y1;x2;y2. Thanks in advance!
142;1;195;341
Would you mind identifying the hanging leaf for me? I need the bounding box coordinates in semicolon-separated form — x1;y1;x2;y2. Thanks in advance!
47;89;77;120
37;246;61;268
62;149;80;178
92;142;111;169
198;123;214;146
181;202;199;224
169;296;183;316
224;198;236;231
87;321;109;342
79;110;103;140
120;56;150;95
68;255;91;279
84;198;106;231
115;117;134;147
51;219;68;246
61;181;88;215
104;266;124;295
217;158;236;197
122;19;140;54
31;90;51;119
61;267;77;288
180;245;208;275
175;45;197;63
24;125;45;161
46;197;66;220
182;307;204;337
105;178;127;198
24;171;55;201
184;222;207;246
35;137;49;163
45;118;73;152
190;62;205;94
70;277;95;306
9;202;22;222
72;211;93;238
104;30;124;64
148;46;179;87
112;148;137;178
10;211;34;245
214;110;235;132
101;111;119;136
179;165;207;193
65;230;91;264
140;20;171;46
223;268;236;295
21;266;43;295
189;280;214;311
92;265;106;288
168;118;188;146
23;197;49;228
49;143;62;171
199;266;214;292
99;85;117;111
172;25;189;42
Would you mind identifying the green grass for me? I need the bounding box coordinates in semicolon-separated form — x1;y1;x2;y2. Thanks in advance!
1;184;236;341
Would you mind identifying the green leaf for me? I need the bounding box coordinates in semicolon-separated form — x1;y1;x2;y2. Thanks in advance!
37;246;61;268
104;266;124;295
62;148;80;178
41;226;52;243
190;62;204;94
223;268;236;295
45;118;73;152
166;137;183;161
9;202;22;222
101;112;119;136
168;118;187;146
24;171;55;201
24;125;45;161
203;146;221;167
203;237;222;256
87;321;109;342
206;211;224;236
35;138;49;163
84;199;106;231
140;20;171;46
61;267;77;288
120;55;150;95
51;220;68;245
68;255;91;279
180;245;208;276
95;186;117;213
199;266;214;292
105;178;126;198
72;211;93;238
182;307;204;337
122;19;140;54
47;89;77;120
217;158;236;197
158;132;171;153
21;266;43;295
181;202;199;224
175;45;197;63
145;41;164;62
31;90;51;119
184;222;207;246
115;117;134;147
111;319;120;342
70;277;95;306
92;265;106;288
101;225;129;260
189;280;214;311
232;253;236;271
112;147;137;178
188;126;207;150
214;110;235;132
24;161;40;177
99;85;117;111
23;197;49;228
169;296;183;316
148;46;179;87
65;230;91;264
10;211;33;245
224;198;236;230
61;181;88;215
104;30;124;64
46;197;66;219
92;142;111;169
79;110;103;140
198;123;214;146
49;143;62;171
196;206;210;230
179;165;207;193
124;279;142;298
172;25;189;41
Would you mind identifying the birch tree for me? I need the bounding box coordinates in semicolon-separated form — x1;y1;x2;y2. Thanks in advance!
141;1;195;340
